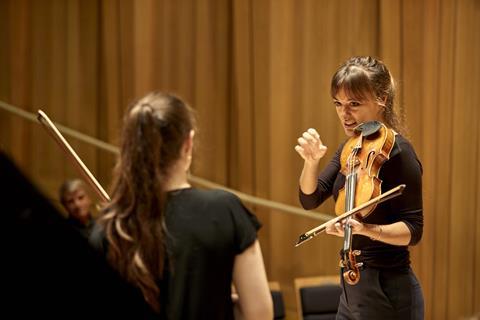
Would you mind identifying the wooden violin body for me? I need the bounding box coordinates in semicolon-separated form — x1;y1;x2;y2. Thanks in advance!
336;121;395;218
336;121;395;285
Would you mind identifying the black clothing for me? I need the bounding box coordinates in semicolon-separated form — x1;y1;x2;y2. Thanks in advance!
299;135;423;269
336;267;424;320
90;188;261;320
66;216;94;239
1;151;156;319
298;135;424;319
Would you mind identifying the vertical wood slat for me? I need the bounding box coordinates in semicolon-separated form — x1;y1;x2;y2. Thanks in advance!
0;0;10;103
133;0;155;97
379;0;402;107
231;0;254;192
0;0;10;149
230;0;277;288
192;0;228;184
64;0;89;185
421;0;440;318
295;0;340;281
401;0;427;317
268;0;298;311
49;0;68;187
402;0;424;144
0;1;11;146
0;1;479;318
431;0;456;318
251;0;273;276
474;0;480;311
448;0;478;317
8;0;31;168
97;0;122;186
31;0;58;192
118;0;135;107
79;0;101;186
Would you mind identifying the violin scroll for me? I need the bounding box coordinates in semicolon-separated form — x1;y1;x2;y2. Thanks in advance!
340;250;363;285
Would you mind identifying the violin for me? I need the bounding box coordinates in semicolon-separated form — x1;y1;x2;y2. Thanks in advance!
336;121;395;285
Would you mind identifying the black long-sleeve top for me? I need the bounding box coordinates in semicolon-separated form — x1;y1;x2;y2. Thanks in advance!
299;135;423;269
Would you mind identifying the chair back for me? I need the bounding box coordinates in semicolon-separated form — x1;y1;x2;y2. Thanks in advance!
294;276;341;320
269;281;286;320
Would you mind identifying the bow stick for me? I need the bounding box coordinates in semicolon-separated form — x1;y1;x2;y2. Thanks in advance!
295;184;405;247
37;110;110;203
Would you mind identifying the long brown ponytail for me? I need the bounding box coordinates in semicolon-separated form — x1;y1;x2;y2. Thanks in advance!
100;92;195;312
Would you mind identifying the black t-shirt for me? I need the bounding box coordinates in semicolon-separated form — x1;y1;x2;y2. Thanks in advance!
299;135;423;269
91;188;261;319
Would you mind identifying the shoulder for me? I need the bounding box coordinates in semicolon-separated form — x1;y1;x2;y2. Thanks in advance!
180;188;240;204
336;139;347;154
387;135;423;173
194;189;261;228
395;135;415;150
331;139;347;162
392;135;420;159
171;188;248;213
211;189;243;204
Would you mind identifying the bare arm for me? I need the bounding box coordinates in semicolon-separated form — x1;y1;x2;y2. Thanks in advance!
232;240;273;320
299;161;321;194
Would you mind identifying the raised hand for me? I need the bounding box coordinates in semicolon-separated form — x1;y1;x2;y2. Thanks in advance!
295;128;328;162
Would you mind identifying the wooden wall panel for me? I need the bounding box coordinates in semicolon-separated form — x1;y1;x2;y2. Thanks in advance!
231;0;254;193
133;0;155;97
474;0;480;310
117;0;135;107
293;0;340;288
191;0;229;184
30;0;64;193
251;0;273;276
447;1;479;317
0;0;11;153
97;0;123;186
401;1;427;314
421;0;441;317
379;0;403;91
1;0;479;318
430;0;456;318
269;1;305;311
7;0;31;168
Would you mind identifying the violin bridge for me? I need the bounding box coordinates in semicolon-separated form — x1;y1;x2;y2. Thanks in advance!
346;158;361;172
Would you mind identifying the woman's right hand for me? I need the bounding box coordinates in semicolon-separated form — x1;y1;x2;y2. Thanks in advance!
295;128;327;163
325;220;345;238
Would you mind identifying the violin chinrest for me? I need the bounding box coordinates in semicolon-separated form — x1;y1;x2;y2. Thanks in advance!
354;121;382;137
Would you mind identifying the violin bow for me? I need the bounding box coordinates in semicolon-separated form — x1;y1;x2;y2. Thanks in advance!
37;110;111;203
295;184;405;247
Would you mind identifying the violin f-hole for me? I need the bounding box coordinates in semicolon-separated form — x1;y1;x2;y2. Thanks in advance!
363;150;376;169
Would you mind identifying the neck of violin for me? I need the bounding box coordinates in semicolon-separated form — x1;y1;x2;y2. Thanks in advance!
343;172;356;252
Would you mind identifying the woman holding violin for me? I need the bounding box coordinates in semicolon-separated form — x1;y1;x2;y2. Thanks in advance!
295;56;424;319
